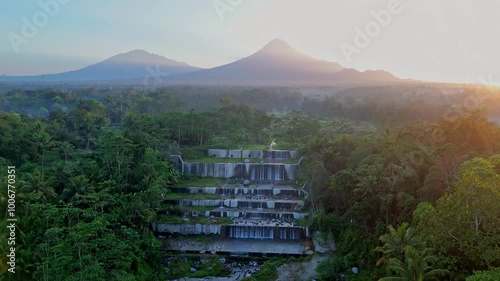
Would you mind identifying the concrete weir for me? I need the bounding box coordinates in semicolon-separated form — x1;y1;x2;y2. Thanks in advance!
154;223;307;241
175;184;306;197
163;209;307;220
153;224;222;235
174;160;300;180
157;148;309;256
165;237;306;256
167;198;304;210
207;149;298;160
169;149;301;181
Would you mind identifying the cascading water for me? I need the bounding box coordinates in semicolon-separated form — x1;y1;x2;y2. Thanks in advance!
181;162;299;180
200;210;303;220
159;149;310;256
174;199;222;207
227;226;274;239
154;224;222;235
182;162;245;178
173;152;300;180
261;150;300;160
248;163;287;181
278;227;303;240
180;186;302;197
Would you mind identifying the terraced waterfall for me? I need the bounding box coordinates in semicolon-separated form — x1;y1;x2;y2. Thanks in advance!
153;149;310;256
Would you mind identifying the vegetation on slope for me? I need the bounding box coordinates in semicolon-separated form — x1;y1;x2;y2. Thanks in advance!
0;85;499;280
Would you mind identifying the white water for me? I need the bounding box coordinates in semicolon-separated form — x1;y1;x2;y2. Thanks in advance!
227;226;274;239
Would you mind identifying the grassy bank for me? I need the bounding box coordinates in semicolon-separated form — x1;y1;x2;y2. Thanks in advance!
175;177;227;188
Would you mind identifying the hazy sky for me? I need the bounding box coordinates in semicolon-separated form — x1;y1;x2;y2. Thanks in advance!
1;0;499;84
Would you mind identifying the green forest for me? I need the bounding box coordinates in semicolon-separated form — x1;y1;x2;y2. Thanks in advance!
0;86;499;280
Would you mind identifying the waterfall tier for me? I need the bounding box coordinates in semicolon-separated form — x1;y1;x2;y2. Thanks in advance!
176;185;306;197
153;224;222;235
177;161;299;181
207;149;298;160
168;199;304;211
170;155;301;181
154;224;306;241
163;209;307;220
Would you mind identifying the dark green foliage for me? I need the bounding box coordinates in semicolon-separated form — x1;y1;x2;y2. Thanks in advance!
1;86;500;280
466;268;500;281
300;113;500;280
0;106;183;280
379;248;448;281
163;256;231;279
317;256;347;281
241;259;287;281
374;223;425;265
414;158;500;279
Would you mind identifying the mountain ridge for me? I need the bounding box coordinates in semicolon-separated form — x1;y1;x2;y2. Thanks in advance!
164;39;398;85
0;39;401;85
0;50;201;82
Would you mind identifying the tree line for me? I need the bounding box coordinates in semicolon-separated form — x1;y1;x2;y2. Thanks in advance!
305;113;500;280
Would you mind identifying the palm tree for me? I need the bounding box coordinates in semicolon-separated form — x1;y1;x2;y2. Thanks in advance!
31;121;54;172
59;141;75;161
379;247;448;281
354;163;383;199
59;175;92;202
375;223;425;266
19;169;57;202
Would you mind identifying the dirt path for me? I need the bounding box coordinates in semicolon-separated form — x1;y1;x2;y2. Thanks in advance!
275;254;328;281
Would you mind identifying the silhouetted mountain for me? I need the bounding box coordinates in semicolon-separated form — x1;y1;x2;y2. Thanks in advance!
0;50;201;82
0;40;401;86
165;39;399;85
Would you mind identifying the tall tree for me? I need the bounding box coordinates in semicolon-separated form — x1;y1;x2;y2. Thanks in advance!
19;169;57;202
379;247;448;281
415;157;500;275
375;223;425;266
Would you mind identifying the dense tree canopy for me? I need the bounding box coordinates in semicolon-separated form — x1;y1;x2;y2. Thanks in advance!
1;86;499;280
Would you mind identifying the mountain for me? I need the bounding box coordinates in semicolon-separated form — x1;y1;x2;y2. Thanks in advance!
0;39;401;85
0;50;201;82
165;39;399;85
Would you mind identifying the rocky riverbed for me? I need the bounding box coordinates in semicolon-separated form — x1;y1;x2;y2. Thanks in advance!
169;257;262;281
275;254;327;281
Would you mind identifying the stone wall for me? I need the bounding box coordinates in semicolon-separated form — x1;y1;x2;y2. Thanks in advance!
207;149;299;160
153;223;307;241
153;223;222;235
